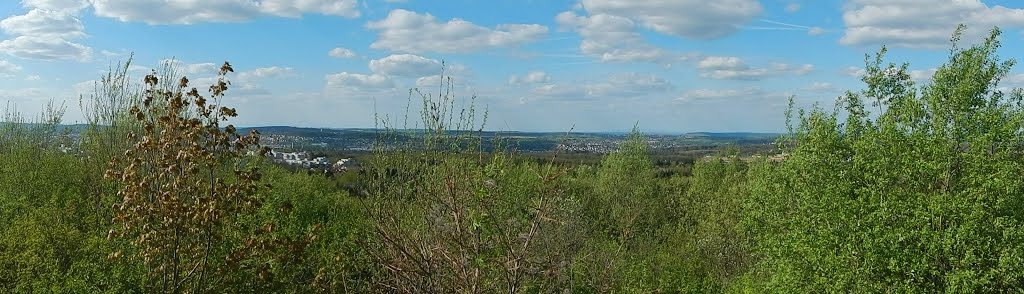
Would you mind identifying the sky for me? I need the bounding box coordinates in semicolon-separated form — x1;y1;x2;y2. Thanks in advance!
1;0;1024;133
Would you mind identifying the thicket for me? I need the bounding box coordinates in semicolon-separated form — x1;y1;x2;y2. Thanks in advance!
1;26;1023;292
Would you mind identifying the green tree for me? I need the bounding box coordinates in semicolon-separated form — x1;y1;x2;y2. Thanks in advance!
746;26;1024;292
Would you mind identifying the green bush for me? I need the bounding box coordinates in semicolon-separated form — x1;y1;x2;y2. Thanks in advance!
745;26;1024;292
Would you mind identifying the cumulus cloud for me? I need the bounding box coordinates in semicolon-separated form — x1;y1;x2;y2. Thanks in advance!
696;56;813;80
677;87;768;102
0;36;91;61
1000;73;1024;92
0;88;46;102
325;72;393;89
257;0;360;18
841;0;1024;48
328;47;356;58
802;82;838;92
1006;73;1024;85
366;9;548;54
521;72;672;103
556;0;762;65
843;66;867;78
910;68;937;82
0;60;22;77
368;54;441;77
555;11;686;65
415;75;441;88
697;56;747;70
90;0;359;25
508;71;550;85
155;59;219;76
22;0;89;13
72;79;96;96
0;2;91;61
222;66;296;95
842;66;937;82
237;66;296;80
0;9;86;38
577;0;762;40
325;53;466;94
591;73;674;96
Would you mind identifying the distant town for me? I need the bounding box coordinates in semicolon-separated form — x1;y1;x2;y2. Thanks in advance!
240;126;780;155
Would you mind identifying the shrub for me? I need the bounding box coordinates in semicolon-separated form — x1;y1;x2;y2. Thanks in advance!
104;62;290;292
746;26;1024;292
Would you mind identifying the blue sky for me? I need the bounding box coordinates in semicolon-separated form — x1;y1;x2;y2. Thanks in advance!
1;0;1023;132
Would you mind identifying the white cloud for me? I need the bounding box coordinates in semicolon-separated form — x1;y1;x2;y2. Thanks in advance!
0;88;46;103
325;53;465;94
696;56;813;80
577;0;762;40
25;75;40;81
840;66;935;84
841;0;1024;48
184;63;218;76
258;0;359;18
0;36;91;61
325;72;393;89
90;0;359;25
1000;73;1024;92
843;66;867;78
785;3;801;13
802;82;838;92
237;66;296;80
21;0;89;13
508;71;550;85
219;66;296;95
842;66;935;82
158;59;218;76
72;80;95;96
100;49;125;57
678;87;767;102
414;64;470;88
771;62;815;75
0;60;23;77
0;9;86;38
1006;73;1024;84
590;73;673;96
415;75;441;88
910;68;937;82
125;64;154;76
521;72;672;103
328;47;356;58
0;6;91;61
556;11;686;65
368;54;441;77
697;56;746;70
366;9;548;54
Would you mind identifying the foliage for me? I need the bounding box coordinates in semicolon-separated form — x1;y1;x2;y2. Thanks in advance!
362;70;583;292
746;26;1024;292
4;25;1024;293
104;62;283;292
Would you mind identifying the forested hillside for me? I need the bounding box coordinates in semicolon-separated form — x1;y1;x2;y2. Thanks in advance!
1;26;1023;292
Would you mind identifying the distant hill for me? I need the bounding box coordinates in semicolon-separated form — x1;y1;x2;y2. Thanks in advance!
681;132;781;139
48;124;780;153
